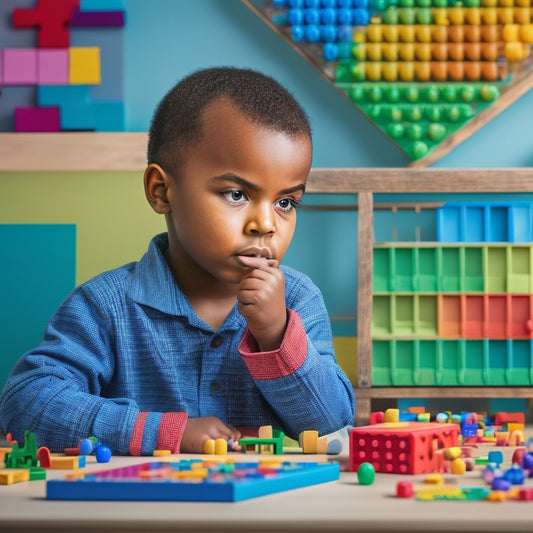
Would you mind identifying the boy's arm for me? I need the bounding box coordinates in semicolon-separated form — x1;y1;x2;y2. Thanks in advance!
238;276;355;439
0;287;187;455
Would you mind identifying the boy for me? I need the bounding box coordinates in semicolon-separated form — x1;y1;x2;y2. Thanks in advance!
0;67;355;455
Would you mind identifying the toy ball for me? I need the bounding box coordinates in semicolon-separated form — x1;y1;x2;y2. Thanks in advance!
95;445;112;463
79;438;94;455
357;462;376;485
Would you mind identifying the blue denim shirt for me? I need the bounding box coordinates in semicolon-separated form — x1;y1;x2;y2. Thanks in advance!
0;233;355;454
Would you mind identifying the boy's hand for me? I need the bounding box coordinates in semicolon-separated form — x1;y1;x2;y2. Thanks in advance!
237;256;287;352
181;417;241;454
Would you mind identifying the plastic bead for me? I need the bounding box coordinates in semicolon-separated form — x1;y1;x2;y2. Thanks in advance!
79;438;94;455
357;462;376;485
95;444;112;463
396;481;414;498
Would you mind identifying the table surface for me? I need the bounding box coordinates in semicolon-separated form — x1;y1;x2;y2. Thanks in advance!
1;447;533;533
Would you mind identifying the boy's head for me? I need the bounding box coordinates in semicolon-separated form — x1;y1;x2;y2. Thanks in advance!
144;67;313;295
147;67;311;173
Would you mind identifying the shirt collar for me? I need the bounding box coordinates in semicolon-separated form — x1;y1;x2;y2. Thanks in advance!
127;233;243;331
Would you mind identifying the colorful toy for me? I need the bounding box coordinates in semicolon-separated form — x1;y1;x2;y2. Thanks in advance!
244;1;533;164
46;459;340;502
350;421;459;475
3;430;46;481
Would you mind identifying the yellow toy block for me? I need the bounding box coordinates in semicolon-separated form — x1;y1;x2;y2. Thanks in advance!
50;456;81;469
203;439;215;455
299;430;319;454
383;408;399;423
0;468;30;485
153;449;171;457
69;47;101;85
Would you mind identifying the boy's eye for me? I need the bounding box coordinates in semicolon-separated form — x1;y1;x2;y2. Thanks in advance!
223;189;247;203
276;198;301;212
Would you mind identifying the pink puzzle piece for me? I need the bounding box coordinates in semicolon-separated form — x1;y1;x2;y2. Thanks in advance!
15;107;61;132
13;0;81;48
38;49;68;84
3;49;38;85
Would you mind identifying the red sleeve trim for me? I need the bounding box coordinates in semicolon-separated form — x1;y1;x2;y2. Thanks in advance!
157;412;188;453
238;308;307;380
128;411;149;456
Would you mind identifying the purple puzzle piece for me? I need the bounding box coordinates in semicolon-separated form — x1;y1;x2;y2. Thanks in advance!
69;8;124;26
15;107;61;132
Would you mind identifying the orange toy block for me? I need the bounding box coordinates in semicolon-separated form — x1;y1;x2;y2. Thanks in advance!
299;430;319;454
350;422;460;475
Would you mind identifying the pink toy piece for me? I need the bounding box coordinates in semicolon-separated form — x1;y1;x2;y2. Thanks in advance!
36;446;52;468
15;107;61;132
37;49;68;85
69;7;125;26
3;49;38;85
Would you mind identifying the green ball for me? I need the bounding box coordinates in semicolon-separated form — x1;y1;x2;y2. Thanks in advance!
404;86;420;103
350;86;366;102
425;106;442;122
407;123;423;140
480;84;500;102
367;86;383;103
387;106;403;122
460;85;476;102
387;122;405;139
442;87;457;102
357;462;376;485
428;122;447;142
408;105;423;121
446;105;460;122
386;86;402;103
412;141;429;159
424;86;440;103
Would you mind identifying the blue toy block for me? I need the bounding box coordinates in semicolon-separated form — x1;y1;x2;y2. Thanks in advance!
38;85;91;106
80;0;125;10
60;102;96;130
47;460;340;502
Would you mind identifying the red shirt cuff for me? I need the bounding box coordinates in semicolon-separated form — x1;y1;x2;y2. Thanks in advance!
128;411;188;456
238;308;307;380
157;412;188;453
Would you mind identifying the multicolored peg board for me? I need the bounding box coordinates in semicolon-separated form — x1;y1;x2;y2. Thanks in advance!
243;0;533;166
46;459;340;502
1;0;125;132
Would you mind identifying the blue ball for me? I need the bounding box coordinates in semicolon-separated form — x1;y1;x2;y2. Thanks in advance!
95;444;112;463
79;438;94;455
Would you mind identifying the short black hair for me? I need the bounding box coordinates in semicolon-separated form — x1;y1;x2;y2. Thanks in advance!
147;66;311;170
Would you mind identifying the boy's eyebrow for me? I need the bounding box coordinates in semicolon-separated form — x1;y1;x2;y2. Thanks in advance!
212;173;306;195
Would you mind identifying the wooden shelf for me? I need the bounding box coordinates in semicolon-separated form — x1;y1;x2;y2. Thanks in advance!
0;132;148;171
308;168;533;426
241;0;533;168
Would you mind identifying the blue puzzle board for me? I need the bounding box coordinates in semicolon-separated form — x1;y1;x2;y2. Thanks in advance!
46;459;340;502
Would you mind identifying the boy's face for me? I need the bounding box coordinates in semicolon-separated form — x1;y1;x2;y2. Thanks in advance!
163;97;312;290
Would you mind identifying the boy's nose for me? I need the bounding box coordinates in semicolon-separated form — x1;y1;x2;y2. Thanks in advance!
244;205;275;235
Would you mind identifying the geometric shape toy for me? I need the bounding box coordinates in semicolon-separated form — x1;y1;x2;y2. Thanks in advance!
14;106;61;132
47;460;340;502
350;422;459;474
69;47;101;85
37;49;69;85
2;48;38;85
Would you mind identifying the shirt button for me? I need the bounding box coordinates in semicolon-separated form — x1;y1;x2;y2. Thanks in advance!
210;383;220;391
210;336;223;348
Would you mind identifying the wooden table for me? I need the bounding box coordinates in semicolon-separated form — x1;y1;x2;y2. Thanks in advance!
2;450;533;533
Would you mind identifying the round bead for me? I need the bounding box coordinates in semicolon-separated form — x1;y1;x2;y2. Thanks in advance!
95;445;112;463
357;462;376;485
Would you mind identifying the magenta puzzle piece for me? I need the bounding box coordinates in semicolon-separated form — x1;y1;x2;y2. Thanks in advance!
69;7;125;26
15;107;61;132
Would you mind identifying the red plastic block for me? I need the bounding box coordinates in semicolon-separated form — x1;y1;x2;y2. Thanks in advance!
494;412;525;426
349;422;460;475
13;0;81;48
15;107;61;132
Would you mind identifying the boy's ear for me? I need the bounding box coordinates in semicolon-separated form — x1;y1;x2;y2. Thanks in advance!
144;164;171;214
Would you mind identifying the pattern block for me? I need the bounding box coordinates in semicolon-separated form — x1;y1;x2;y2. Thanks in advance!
2;48;38;85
